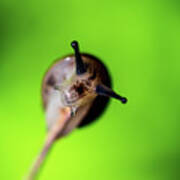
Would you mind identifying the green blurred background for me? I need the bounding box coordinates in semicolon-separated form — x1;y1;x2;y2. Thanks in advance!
0;0;180;179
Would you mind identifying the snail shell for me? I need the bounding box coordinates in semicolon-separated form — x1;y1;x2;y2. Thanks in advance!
42;54;111;136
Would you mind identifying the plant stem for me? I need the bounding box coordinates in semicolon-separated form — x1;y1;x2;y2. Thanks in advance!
25;107;71;180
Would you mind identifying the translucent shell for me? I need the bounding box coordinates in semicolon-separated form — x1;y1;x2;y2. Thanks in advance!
42;54;111;136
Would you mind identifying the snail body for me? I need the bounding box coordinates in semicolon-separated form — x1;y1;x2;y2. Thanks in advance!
27;41;127;180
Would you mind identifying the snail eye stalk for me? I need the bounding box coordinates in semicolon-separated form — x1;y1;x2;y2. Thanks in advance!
71;41;86;75
96;84;127;104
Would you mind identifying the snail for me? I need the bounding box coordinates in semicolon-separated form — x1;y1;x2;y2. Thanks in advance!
26;41;127;180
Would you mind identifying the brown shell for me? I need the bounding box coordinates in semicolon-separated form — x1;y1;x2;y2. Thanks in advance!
42;53;111;134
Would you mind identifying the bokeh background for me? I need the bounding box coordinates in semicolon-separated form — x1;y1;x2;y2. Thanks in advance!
0;0;180;179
